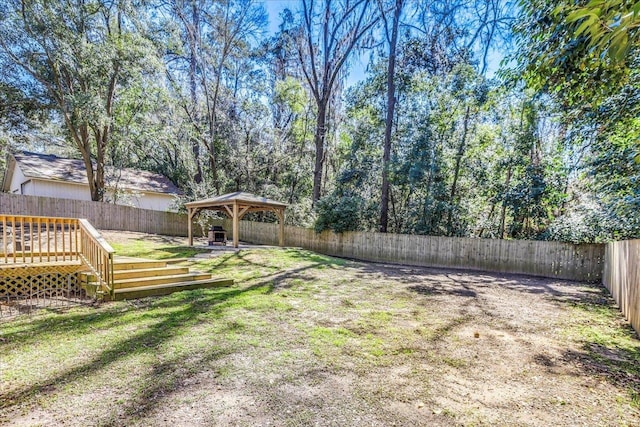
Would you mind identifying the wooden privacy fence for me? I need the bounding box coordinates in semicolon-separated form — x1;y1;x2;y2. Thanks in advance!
1;193;188;236
603;240;640;335
228;220;605;282
2;194;605;282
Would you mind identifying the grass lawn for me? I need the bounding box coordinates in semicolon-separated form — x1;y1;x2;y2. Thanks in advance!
1;231;639;426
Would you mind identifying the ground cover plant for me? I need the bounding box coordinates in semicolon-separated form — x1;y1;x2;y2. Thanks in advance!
1;231;639;426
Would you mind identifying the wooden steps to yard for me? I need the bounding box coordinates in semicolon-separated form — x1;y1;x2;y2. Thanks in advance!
80;257;233;301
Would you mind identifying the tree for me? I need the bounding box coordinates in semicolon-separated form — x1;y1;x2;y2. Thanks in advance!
165;0;267;196
510;0;637;114
378;0;404;232
294;0;379;204
169;0;206;184
375;0;512;231
0;0;157;201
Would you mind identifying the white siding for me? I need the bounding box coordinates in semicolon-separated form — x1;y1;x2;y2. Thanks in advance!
111;190;178;212
9;165;27;194
6;165;178;212
139;193;178;212
32;180;93;200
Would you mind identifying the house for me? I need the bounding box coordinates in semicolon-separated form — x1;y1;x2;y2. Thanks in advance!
1;151;182;212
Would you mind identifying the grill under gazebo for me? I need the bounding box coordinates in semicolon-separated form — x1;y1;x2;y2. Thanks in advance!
208;225;227;246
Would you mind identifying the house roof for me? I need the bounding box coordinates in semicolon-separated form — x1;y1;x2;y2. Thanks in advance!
3;151;182;195
185;192;288;209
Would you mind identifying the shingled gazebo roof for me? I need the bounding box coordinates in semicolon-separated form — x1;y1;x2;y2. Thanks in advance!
185;192;287;210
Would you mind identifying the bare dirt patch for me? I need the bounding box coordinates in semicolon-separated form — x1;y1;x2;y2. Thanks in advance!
1;231;638;426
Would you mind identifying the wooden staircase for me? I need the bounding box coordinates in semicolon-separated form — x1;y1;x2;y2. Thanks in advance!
80;257;233;301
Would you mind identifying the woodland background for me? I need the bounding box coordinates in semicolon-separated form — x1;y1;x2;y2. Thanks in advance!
1;0;638;243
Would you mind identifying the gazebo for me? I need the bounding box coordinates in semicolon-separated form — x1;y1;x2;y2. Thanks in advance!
185;192;288;248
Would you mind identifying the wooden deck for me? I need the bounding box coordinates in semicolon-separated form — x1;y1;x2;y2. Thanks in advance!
1;255;171;269
1;214;232;302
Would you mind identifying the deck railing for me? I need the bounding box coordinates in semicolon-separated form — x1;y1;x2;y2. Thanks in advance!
78;219;115;296
1;214;81;263
0;214;114;297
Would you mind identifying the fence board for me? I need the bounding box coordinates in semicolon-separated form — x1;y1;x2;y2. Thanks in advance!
233;220;605;283
1;193;188;236
603;240;640;335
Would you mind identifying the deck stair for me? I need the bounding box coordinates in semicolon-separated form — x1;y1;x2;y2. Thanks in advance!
80;257;233;301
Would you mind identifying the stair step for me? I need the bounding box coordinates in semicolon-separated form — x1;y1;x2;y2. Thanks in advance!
113;266;190;280
164;258;190;264
111;278;234;300
113;260;168;271
113;273;213;289
80;266;192;282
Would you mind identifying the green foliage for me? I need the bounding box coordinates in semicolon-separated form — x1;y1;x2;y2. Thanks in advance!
509;0;640;241
317;47;573;241
545;117;640;242
510;0;634;111
554;0;640;62
314;193;377;233
0;0;161;200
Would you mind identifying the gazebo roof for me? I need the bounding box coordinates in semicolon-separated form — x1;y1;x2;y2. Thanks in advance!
185;192;288;210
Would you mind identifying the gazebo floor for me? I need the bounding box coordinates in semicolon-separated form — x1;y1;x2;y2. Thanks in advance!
190;241;290;257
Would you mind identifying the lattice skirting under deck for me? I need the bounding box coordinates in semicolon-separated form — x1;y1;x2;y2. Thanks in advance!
0;265;84;298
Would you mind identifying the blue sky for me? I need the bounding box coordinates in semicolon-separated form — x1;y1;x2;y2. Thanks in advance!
264;0;298;34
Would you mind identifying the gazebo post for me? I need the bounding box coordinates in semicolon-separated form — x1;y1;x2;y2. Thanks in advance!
188;207;194;246
277;208;285;247
232;201;239;248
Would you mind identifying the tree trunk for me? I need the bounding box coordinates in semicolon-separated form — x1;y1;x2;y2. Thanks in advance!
379;0;402;233
390;185;399;232
498;165;512;239
190;2;203;184
90;126;107;202
208;59;225;194
447;105;471;234
95;135;105;202
478;202;497;238
312;101;327;204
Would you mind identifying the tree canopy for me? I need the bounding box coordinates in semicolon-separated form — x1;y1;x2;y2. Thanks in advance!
0;0;638;242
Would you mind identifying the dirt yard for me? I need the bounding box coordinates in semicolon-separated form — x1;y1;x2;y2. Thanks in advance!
1;231;639;426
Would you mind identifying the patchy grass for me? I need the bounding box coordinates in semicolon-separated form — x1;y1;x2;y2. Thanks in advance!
563;293;640;409
1;232;639;426
109;239;208;260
